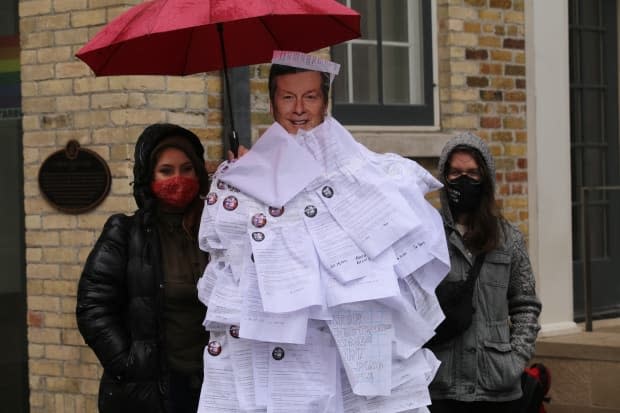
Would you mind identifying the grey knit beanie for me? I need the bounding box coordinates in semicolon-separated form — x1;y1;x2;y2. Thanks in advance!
438;131;496;191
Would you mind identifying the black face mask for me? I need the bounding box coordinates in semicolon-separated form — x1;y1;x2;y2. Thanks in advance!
446;175;482;214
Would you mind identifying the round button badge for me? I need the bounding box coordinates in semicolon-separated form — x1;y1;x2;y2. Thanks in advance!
206;192;218;205
229;325;240;339
268;206;285;217
223;195;238;211
207;341;222;356
251;213;267;228
252;232;265;242
272;346;285;361
304;205;317;218
217;180;226;190
321;186;334;198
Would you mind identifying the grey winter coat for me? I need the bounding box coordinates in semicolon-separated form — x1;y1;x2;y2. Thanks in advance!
428;132;541;402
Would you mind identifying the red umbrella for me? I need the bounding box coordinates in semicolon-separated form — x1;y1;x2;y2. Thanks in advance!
76;0;361;154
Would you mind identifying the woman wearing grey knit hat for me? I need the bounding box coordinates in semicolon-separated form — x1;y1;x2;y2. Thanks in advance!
427;132;542;413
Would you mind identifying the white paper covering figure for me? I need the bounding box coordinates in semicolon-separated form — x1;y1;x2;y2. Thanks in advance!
196;51;450;413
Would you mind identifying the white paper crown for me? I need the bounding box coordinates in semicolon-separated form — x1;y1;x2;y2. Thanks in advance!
271;50;341;84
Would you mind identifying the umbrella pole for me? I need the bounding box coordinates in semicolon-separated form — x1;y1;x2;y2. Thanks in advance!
217;23;239;157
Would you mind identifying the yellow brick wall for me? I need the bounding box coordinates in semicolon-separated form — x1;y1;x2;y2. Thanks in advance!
19;0;224;411
19;1;527;412
437;0;528;235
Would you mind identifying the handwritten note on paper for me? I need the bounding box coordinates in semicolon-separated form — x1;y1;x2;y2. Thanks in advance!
251;226;322;313
304;203;372;284
396;190;450;293
392;226;434;278
327;303;394;396
341;373;432;413
239;258;309;344
341;348;438;413
322;248;400;307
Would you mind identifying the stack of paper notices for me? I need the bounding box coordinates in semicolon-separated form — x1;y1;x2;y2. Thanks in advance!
196;117;450;413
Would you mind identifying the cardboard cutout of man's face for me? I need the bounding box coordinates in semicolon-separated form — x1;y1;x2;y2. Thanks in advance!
271;71;327;134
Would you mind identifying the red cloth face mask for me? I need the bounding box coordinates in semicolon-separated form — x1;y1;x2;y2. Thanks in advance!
151;176;199;209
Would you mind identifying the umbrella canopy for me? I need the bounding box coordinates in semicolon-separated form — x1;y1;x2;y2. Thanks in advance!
76;0;360;76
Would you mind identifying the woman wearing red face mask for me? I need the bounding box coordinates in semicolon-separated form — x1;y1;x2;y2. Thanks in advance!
76;124;210;413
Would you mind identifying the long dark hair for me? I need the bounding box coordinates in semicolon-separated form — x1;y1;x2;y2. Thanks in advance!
150;146;209;240
447;147;503;253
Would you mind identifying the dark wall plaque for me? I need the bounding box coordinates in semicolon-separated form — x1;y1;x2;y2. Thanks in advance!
38;140;112;214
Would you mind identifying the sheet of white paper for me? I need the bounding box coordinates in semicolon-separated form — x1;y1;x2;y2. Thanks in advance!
267;327;340;413
341;374;432;413
327;303;394;396
213;191;250;248
251;226;322;313
412;258;450;297
204;265;241;326
374;151;443;196
239;257;309;344
391;348;440;389
394;181;450;293
392;226;434;278
225;243;249;284
304;201;371;284
293;117;356;169
251;342;270;408
318;167;421;259
219;121;322;207
228;337;262;411
323;248;400;307
309;303;333;321
379;282;436;360
199;195;223;251
404;274;445;331
198;334;243;413
197;259;221;307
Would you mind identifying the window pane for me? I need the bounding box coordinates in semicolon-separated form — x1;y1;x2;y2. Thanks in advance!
382;0;408;42
581;31;602;83
331;0;434;125
332;45;349;103
582;89;603;143
382;45;410;104
352;44;378;103
351;0;377;40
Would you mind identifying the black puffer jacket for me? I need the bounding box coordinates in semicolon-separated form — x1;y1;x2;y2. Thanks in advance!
76;124;209;412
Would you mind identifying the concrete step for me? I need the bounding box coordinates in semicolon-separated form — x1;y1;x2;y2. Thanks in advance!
533;318;620;413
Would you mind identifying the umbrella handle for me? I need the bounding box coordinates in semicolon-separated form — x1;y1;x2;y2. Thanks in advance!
217;23;239;158
229;129;239;158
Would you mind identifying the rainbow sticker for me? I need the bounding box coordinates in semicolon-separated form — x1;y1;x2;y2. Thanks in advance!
0;35;20;112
